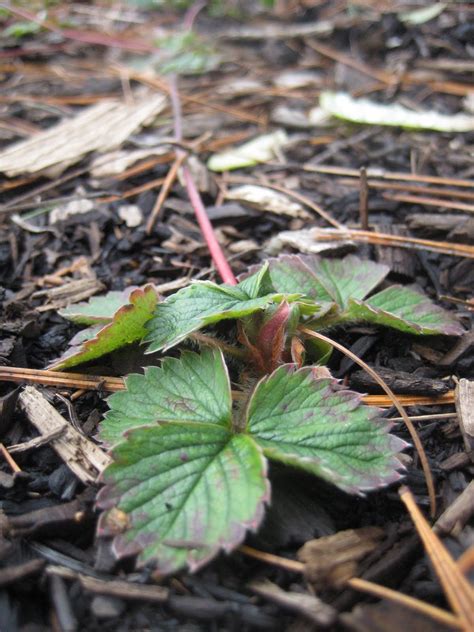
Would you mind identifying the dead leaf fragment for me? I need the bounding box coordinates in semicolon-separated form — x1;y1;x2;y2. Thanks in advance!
266;227;354;255
226;185;312;220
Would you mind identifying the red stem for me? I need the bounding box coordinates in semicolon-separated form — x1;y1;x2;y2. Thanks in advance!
182;166;237;285
168;75;237;285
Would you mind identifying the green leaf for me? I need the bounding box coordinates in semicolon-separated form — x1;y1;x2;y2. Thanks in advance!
347;286;464;336
50;285;159;370
3;20;41;39
237;262;275;299
101;348;232;446
267;255;389;309
267;255;333;303
97;423;268;574
246;364;406;494
59;288;140;325
153;30;220;76
145;272;294;353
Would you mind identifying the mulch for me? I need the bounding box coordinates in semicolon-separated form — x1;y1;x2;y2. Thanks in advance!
0;2;473;630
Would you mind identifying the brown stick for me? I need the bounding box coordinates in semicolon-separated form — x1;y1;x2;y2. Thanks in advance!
0;366;455;407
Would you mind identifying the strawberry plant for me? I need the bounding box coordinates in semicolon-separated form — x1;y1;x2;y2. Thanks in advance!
53;254;463;574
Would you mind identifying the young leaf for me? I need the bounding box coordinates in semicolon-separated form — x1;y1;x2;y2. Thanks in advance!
50;285;159;370
246;364;406;494
347;286;464;336
59;288;139;325
237;262;275;299
145;270;296;353
101;348;232;446
97;423;268;574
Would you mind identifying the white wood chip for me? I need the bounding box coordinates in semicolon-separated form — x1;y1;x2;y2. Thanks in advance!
455;379;474;453
19;386;111;483
0;94;167;177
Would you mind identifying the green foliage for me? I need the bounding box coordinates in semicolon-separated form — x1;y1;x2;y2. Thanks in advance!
145;264;299;353
97;348;405;573
3;20;42;38
50;285;158;370
97;422;268;573
51;255;463;574
153;30;220;75
265;254;464;336
59;288;139;325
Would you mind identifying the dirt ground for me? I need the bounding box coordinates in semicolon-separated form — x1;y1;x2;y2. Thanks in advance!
0;2;473;631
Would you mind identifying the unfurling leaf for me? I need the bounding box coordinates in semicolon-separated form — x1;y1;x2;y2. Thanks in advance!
145;265;297;353
246;364;407;494
50;285;159;370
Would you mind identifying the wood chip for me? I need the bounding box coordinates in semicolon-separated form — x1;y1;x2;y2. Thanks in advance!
47;565;169;603
374;224;416;278
249;579;337;627
298;527;385;589
0;94;167;177
455;379;474;456
266;228;354;255
0;558;45;588
34;278;105;312
434;481;474;535
19;386;111;484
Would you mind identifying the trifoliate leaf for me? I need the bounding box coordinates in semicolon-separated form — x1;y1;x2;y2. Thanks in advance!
264;255;462;336
59;287;139;325
145;271;295;353
320;91;474;132
347;286;464;336
246;364;406;494
50;285;159;370
101;348;232;446
97;423;268;574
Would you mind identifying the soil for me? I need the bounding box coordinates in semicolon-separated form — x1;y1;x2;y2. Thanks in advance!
0;2;473;631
